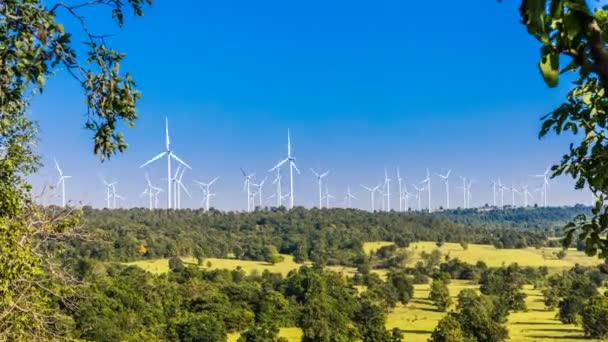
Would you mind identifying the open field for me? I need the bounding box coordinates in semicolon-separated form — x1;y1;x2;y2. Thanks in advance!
365;241;599;270
125;254;308;276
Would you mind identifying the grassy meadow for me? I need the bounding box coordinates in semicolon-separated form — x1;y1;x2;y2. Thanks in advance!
127;241;602;341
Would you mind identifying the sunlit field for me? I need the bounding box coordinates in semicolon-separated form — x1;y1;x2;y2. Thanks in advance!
125;254;308;276
366;241;599;270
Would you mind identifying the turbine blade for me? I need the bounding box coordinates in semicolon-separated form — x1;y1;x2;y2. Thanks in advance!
170;153;192;169
310;168;319;177
209;177;219;186
141;152;166;168
179;182;192;198
291;161;300;174
54;158;62;175
165;117;170;150
270;158;288;171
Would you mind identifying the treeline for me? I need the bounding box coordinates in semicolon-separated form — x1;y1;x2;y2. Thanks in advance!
55;206;572;265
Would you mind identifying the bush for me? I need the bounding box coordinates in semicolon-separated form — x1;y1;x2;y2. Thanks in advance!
429;279;452;312
168;257;184;273
429;313;465;342
581;295;608;339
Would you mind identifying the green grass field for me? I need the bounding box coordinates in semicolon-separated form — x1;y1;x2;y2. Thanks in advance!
126;241;602;341
125;254;308;276
365;241;599;270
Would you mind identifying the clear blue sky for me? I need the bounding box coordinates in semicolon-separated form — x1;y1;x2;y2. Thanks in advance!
29;0;591;210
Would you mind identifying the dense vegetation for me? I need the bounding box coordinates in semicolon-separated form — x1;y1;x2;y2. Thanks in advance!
57;206;586;268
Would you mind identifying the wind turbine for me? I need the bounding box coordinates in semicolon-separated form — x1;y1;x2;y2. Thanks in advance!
422;169;432;213
532;166;551;207
396;167;403;211
140;117;191;209
253;177;268;208
142;173;162;210
310;169;330;208
344;186;357;208
412;184;423;211
361;184;381;211
436;169;452;210
100;175;116;209
269;129;299;209
54;159;71;207
195;177;219;211
271;168;282;207
521;184;534;207
323;184;335;208
466;180;475;208
458;176;467;208
383;168;391;211
241;168;255;212
498;179;506;207
510;183;520;207
490;179;498;207
404;183;414;211
175;167;191;209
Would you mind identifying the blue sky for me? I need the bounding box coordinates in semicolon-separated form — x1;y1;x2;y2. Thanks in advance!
29;0;592;210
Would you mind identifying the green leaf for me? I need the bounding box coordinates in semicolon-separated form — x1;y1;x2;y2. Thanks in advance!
539;47;560;87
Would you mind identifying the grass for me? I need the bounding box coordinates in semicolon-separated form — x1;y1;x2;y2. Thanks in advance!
228;327;302;342
125;254;308;276
364;241;599;270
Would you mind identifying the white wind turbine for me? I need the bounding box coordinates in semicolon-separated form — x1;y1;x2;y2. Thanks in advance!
421;169;432;213
253;177;268;208
142;173;162;210
175;167;191;209
383;168;391;211
54;159;71;207
510;183;520;207
344;186;357;208
532;166;551;207
436;169;452;210
466;179;475;208
241;168;255;212
458;176;467;208
269;129;299;209
521;184;534;207
498;179;507;207
412;184;423;211
100;176;116;209
361;184;381;211
195;177;219;211
310;169;330;208
323;184;335;208
271;168;283;207
404;183;414;211
490;179;498;207
140;117;191;209
396;167;404;211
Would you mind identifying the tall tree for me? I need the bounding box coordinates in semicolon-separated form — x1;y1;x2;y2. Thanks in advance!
0;0;150;338
515;1;608;257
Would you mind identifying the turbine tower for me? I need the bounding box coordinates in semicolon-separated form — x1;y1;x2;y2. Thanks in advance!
510;183;520;207
140;117;191;209
490;179;498;207
310;169;330;208
142;173;162;210
396;167;403;211
458;176;467;208
436;169;452;209
254;177;268;208
100;175;116;209
241;168;255;212
271;168;282;207
195;177;219;211
521;185;534;207
384;168;391;211
344;186;357;208
498;179;506;207
412;184;423;211
422;169;432;213
324;184;335;208
270;129;299;209
361;184;381;211
175;167;191;209
532;166;551;207
54;159;71;207
466;180;475;208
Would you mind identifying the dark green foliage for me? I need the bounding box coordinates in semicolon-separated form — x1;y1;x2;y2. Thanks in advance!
479;264;528;312
558;296;585;324
353;299;392;342
581;295;608;339
62;207;570;265
430;279;452;312
168;257;184;272
173;314;227;342
386;270;414;305
429;313;465;342
238;321;287;342
454;289;509;341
